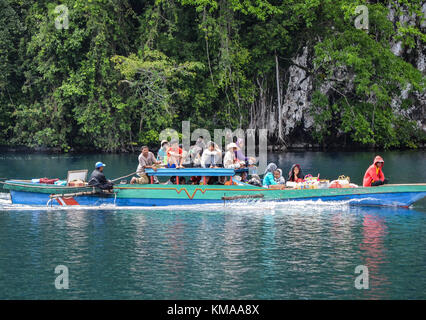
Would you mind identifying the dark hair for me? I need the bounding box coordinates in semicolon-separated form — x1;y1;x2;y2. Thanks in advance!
170;176;185;184
288;164;302;182
208;176;217;185
161;141;169;147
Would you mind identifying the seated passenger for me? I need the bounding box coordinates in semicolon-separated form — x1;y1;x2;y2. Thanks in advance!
157;140;169;164
131;146;161;184
363;155;388;187
224;178;237;186
223;143;244;169
201;141;222;168
165;176;185;185
190;176;201;185
233;172;248;184
167;140;185;168
88;162;114;191
235;138;257;166
185;144;203;167
214;176;226;185
274;169;285;184
199;176;212;185
288;164;303;182
263;163;285;189
263;163;277;187
247;174;262;187
195;136;206;152
240;171;248;183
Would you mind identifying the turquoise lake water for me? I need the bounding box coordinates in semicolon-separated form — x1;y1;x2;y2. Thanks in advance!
0;151;425;299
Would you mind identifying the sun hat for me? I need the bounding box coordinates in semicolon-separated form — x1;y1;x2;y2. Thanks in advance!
226;142;239;150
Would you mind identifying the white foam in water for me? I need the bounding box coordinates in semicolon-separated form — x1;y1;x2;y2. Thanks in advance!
0;192;11;203
0;192;351;213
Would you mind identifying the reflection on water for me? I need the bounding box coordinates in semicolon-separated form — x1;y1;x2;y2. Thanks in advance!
0;202;424;299
0;150;425;299
359;214;389;299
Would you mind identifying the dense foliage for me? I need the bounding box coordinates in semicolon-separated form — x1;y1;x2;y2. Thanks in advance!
0;0;424;151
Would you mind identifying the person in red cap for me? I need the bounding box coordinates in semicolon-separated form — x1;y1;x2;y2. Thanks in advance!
363;156;388;187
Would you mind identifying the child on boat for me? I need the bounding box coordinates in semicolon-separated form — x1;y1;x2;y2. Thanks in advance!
274;169;285;184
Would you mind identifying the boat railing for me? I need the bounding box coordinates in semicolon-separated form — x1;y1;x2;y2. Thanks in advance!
144;167;249;185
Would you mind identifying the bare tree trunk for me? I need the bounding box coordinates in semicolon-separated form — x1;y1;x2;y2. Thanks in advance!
275;53;283;143
203;8;215;86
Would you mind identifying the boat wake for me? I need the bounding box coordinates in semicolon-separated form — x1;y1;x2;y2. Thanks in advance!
0;192;352;213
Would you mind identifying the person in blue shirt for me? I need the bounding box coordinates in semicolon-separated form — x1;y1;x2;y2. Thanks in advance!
263;163;286;189
157;140;169;164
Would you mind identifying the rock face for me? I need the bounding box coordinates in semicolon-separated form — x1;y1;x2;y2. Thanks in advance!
250;4;425;146
281;46;314;136
388;3;425;131
250;46;315;147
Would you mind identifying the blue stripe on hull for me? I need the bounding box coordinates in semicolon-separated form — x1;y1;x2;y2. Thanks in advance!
9;190;426;208
277;192;426;207
115;198;222;206
10;190;115;207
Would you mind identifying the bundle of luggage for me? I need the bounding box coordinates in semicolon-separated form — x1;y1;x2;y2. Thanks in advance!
329;176;358;188
32;178;60;184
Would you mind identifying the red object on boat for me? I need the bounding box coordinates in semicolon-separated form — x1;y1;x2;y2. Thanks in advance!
330;181;342;188
39;178;59;184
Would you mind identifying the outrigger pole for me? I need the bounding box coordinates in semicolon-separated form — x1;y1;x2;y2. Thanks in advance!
111;172;137;183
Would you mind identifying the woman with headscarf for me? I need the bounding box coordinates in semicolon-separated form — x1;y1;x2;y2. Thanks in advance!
288;164;303;182
263;163;278;188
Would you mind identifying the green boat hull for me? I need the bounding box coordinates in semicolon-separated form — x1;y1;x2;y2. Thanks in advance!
113;183;426;207
3;181;425;207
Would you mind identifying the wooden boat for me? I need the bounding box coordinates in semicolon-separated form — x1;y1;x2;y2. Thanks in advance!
2;168;426;208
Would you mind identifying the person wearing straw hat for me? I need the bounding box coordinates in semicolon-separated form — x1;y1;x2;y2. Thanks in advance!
223;142;245;169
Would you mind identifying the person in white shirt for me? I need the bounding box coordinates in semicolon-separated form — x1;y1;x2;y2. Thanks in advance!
201;141;222;168
223;143;245;169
